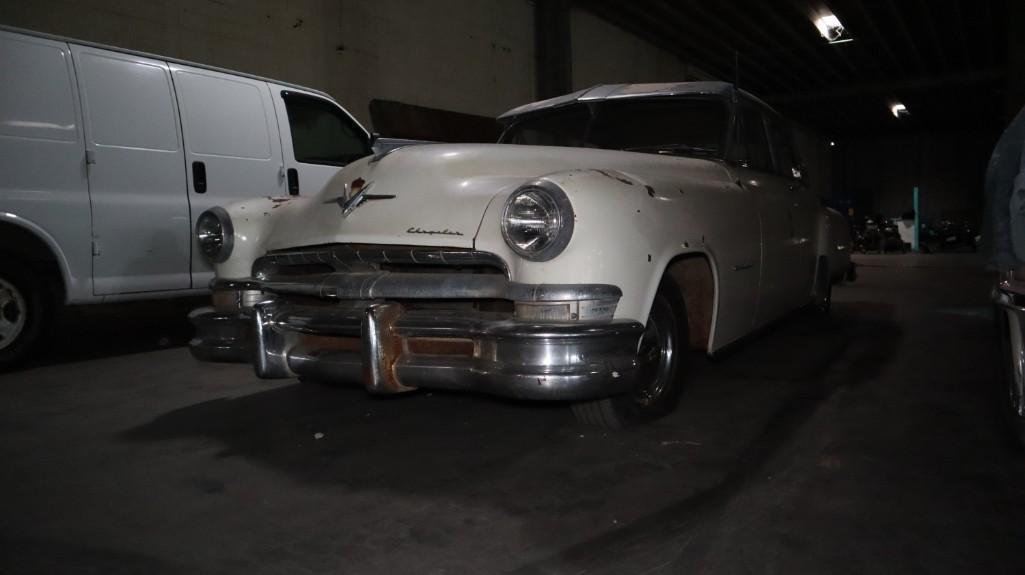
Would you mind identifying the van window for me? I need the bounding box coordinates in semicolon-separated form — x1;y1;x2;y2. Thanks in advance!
282;92;371;166
174;70;273;159
78;53;178;151
0;35;78;142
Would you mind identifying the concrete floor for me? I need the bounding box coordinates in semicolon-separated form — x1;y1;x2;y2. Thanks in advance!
1;253;1023;574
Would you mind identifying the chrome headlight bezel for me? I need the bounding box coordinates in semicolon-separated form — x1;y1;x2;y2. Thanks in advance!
196;207;234;263
500;180;574;262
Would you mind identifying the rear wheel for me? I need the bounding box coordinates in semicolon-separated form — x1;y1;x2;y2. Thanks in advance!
572;280;688;428
0;259;50;370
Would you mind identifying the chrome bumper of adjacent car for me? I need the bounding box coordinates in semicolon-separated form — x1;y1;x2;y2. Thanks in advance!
189;278;643;401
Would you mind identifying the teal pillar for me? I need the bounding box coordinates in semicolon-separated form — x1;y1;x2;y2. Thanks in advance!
912;186;920;252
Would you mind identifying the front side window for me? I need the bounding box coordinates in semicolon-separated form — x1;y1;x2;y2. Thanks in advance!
765;114;800;178
736;105;773;172
281;92;371;166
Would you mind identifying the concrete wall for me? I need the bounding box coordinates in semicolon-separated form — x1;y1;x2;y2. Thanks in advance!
569;8;708;90
0;0;536;127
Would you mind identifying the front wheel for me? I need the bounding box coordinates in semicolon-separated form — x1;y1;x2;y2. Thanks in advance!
572;280;689;428
0;259;50;370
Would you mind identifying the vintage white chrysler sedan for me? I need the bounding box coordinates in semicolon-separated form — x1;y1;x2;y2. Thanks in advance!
189;82;851;427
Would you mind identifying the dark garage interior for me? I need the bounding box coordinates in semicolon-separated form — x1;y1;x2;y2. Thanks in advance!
2;1;1025;573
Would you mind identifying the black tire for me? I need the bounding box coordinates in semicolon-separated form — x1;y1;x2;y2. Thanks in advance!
572;279;689;428
0;258;50;370
814;257;832;314
996;305;1025;447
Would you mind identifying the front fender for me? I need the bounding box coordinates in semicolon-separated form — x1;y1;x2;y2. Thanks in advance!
212;196;308;279
474;168;737;325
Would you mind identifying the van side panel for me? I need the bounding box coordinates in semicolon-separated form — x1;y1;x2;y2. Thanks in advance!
71;45;192;295
0;31;91;302
169;65;285;288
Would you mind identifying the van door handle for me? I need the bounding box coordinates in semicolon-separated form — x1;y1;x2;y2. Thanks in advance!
287;168;299;196
192;161;207;193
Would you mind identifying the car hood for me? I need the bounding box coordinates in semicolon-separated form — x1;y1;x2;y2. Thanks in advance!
263;143;729;251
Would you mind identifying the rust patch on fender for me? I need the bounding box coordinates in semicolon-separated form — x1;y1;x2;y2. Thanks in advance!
666;256;714;351
591;169;634;186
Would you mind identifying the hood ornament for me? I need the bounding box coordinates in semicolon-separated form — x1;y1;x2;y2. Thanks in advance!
324;179;395;217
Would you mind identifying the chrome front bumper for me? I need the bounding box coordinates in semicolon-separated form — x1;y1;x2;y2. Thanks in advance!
190;277;645;401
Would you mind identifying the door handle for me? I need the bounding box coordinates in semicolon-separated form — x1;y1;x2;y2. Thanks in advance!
287;168;299;196
192;161;207;193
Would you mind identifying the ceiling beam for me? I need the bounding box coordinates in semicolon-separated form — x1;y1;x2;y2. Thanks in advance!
648;0;810;92
947;0;972;69
915;0;948;74
583;2;737;85
764;68;1004;104
832;0;907;78
882;0;926;74
588;1;789;94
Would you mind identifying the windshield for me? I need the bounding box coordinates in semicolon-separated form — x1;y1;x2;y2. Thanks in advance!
500;98;728;159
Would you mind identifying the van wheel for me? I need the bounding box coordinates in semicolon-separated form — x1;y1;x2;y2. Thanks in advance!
571;279;688;428
0;259;50;370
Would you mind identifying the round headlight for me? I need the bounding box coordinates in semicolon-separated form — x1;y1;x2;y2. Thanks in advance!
501;181;574;261
196;207;234;263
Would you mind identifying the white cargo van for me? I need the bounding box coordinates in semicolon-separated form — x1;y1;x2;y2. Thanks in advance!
0;26;383;366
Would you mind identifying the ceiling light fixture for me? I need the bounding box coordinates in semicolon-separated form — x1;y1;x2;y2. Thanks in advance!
814;13;853;44
891;103;909;118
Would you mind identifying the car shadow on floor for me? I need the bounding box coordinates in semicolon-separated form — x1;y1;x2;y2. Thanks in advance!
118;300;902;567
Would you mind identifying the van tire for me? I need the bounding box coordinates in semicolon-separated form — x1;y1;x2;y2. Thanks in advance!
571;278;689;428
0;259;50;370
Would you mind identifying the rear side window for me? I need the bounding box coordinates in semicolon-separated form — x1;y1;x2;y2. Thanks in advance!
281;92;371;166
174;70;273;159
737;106;772;172
0;34;78;142
78;52;179;151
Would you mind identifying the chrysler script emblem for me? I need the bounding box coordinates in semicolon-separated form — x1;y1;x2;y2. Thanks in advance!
406;227;464;236
324;179;395;217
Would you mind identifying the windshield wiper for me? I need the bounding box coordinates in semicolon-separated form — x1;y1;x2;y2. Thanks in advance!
622;144;717;158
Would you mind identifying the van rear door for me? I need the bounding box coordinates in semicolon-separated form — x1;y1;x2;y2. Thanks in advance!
169;65;285;287
269;85;373;197
71;45;191;295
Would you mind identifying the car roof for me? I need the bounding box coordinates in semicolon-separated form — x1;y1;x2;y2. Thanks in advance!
497;81;777;122
0;24;335;102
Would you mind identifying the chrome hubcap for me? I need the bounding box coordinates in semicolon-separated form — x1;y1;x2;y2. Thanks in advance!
0;277;27;351
634;298;675;406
